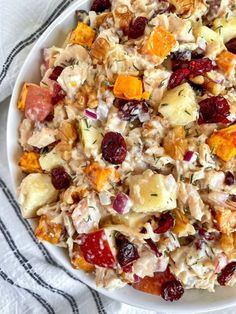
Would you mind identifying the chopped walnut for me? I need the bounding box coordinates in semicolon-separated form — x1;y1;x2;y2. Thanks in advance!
67;83;98;110
163;126;188;160
95;12;114;28
91;37;110;64
114;5;133;34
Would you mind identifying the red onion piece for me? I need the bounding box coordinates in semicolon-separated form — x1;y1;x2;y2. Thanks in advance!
133;274;141;283
112;192;132;214
183;151;194;162
85;109;97;120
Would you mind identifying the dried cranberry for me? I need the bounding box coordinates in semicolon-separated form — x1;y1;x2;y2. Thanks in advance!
161;280;184;302
217;262;236;286
49;66;64;81
191;48;205;60
116;234;139;267
145;238;162;257
168;68;190;89
195;238;203;250
128;16;148;39
91;0;111;12
225;171;235;186
122;264;133;273
225;38;236;54
154;212;174;234
170;51;191;71
101;132;127;164
116;99;149;122
51;166;71;190
198;96;230;124
188;58;214;77
51;83;65;105
199;228;215;241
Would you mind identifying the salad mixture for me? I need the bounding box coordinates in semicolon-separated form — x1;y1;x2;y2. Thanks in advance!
17;0;236;302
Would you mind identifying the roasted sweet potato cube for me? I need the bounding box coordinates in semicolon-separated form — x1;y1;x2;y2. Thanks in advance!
84;162;119;192
216;51;236;77
18;151;42;173
113;75;143;100
133;268;175;295
207;125;236;161
35;215;64;244
215;209;236;233
142;26;176;62
69;22;96;47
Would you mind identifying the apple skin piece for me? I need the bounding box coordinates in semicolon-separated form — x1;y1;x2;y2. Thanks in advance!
76;229;117;269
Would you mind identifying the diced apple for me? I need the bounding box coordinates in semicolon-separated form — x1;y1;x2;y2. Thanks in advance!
213;17;236;43
112;213;151;230
158;83;198;126
76;229;117;268
17;173;58;218
194;25;223;44
78;118;102;157
39;148;66;172
129;170;177;213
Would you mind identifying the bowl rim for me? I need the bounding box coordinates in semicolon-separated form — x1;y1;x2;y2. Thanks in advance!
6;0;236;312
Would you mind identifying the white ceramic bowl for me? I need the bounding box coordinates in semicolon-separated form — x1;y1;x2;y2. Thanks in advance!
7;1;236;312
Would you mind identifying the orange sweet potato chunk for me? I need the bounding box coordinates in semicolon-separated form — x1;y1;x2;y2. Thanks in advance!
35;215;64;244
84;162;119;192
207;125;236;161
18;151;42;173
215;209;236;234
142;26;176;62
71;243;95;271
113;75;143;100
133;269;175;295
69;22;96;48
216;51;236;77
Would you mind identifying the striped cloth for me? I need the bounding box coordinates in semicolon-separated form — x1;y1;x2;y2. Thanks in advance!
0;0;234;313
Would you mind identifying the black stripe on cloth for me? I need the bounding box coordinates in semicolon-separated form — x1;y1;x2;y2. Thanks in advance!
0;179;107;314
0;269;55;314
0;0;74;84
0;217;79;314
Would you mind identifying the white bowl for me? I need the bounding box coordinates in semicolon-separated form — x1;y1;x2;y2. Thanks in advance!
7;1;236;312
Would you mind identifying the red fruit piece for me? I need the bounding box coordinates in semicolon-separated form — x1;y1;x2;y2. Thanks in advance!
116;234;139;267
133;267;175;295
154;212;174;234
198;228;215;241
25;85;53;122
168;68;190;89
49;66;64;81
91;0;111;12
170;51;191;71
101;132;127;164
77;229;117;268
145;238;162;257
217;261;236;286
51;82;65;105
224;171;235;186
161;279;184;302
225;38;236;54
188;58;214;77
198;96;230;124
51;166;71;190
128;16;148;39
116;99;149;122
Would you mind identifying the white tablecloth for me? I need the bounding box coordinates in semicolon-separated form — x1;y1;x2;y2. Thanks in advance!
0;0;235;313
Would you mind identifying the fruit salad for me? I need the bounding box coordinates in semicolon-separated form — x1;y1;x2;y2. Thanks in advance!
17;0;236;302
